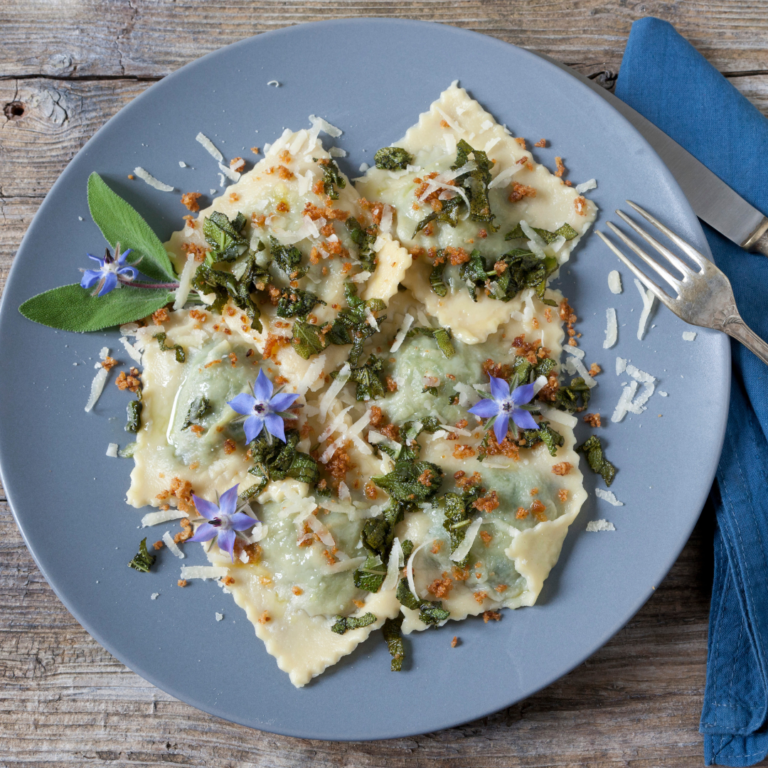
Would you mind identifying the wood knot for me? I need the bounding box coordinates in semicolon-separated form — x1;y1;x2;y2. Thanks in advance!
4;101;26;120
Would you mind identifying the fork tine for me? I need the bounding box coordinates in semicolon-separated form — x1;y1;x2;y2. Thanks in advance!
616;210;694;279
605;222;682;292
626;201;710;269
596;231;676;311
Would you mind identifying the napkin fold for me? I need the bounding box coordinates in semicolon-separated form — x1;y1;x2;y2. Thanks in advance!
616;18;768;767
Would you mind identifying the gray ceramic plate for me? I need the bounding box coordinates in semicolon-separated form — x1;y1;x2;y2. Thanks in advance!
0;19;729;740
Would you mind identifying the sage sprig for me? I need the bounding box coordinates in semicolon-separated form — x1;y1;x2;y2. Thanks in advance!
19;173;181;332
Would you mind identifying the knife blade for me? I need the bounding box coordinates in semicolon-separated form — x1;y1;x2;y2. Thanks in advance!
534;53;768;255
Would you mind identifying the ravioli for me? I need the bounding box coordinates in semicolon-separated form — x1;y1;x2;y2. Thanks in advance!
127;91;597;687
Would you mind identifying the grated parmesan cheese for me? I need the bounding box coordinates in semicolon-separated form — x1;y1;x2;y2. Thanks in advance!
611;381;638;423
218;162;241;182
450;517;484;562
608;270;622;294
309;114;342;138
120;336;142;364
596;488;624;507
683;331;697;341
215;612;224;621
586;519;616;532
180;566;229;580
319;363;350;421
106;443;118;458
329;147;347;157
575;178;597;194
196;132;223;162
141;508;188;527
162;530;186;558
603;307;618;349
173;256;197;310
133;167;174;192
390;313;414;353
85;348;110;413
488;163;522;189
406;541;429;600
381;538;404;592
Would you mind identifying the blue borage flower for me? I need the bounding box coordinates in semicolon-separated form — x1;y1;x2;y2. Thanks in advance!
80;243;140;297
227;368;300;444
468;374;539;444
188;484;255;561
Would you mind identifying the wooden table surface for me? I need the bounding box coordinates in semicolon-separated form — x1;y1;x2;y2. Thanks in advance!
1;2;767;765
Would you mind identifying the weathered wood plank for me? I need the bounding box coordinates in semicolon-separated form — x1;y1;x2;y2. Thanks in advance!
1;0;768;81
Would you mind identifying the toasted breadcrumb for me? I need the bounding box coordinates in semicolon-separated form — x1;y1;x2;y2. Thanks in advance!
483;610;502;623
584;413;602;427
451;636;459;648
181;192;202;212
534;138;547;148
177;579;188;587
552;462;572;476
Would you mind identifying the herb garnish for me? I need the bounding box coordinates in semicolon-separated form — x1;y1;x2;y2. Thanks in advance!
20;174;179;332
429;261;448;297
327;283;386;366
246;429;319;493
415;139;497;235
153;332;185;363
334;354;386;401
269;236;307;279
382;615;405;671
276;287;324;319
505;222;579;244
553;376;591;413
577;435;617;486
316;158;346;200
440;487;483;567
374;147;413;170
125;400;143;433
182;396;212;430
396;579;451;625
191;258;262;331
345;216;377;272
203;211;250;262
406;325;455;358
128;538;155;573
353;554;388;593
331;613;377;634
457;248;558;303
372;460;443;503
291;319;329;359
515;422;564;457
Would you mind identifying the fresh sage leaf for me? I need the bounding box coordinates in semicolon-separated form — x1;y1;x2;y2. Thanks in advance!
87;173;177;283
19;283;175;333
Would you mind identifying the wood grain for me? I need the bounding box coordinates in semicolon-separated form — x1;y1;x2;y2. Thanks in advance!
1;2;768;765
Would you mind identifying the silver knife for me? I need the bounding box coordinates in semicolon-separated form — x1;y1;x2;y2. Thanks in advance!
535;53;768;256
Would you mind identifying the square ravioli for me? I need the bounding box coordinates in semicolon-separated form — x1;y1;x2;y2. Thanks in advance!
126;92;596;687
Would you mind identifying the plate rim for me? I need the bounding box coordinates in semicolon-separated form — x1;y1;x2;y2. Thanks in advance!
0;17;730;741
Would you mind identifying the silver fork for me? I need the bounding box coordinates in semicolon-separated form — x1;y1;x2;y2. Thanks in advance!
597;201;768;365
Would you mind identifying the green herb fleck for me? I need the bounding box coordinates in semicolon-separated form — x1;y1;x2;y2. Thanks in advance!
182;396;211;430
374;147;413;171
345;216;378;272
276;287;324;319
269;236;307;279
330;613;377;635
505;222;579;244
128;538;155;573
248;429;319;490
335;354;386;401
372;460;443;503
125;400;143;433
317;158;346;200
382;615;405;671
429;261;448;297
203;211;250;262
353;554;388;593
578;435;617;486
406;325;455;359
119;441;137;458
153;332;185;363
291;320;329;360
440;487;482;567
516;422;564;457
414;196;462;235
553;376;591;413
327;283;386;366
396;579;450;625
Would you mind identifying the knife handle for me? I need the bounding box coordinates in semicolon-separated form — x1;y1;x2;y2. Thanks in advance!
743;217;768;257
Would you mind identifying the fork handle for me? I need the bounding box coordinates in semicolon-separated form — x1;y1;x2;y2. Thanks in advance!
724;317;768;366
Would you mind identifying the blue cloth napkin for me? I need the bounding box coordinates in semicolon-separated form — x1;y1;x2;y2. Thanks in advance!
616;18;768;767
